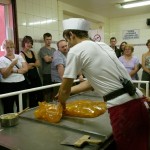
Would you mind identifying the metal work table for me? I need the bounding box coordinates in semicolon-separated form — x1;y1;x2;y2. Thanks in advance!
0;92;114;150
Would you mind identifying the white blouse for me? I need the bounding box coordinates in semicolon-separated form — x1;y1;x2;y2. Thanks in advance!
0;54;25;82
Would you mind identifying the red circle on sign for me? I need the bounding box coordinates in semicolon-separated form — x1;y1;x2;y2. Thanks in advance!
93;34;101;42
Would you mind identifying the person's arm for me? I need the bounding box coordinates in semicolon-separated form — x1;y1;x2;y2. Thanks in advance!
33;51;40;67
39;48;53;63
142;54;150;73
77;72;84;82
58;79;93;108
71;80;93;94
28;51;40;68
21;51;40;69
0;59;18;78
58;78;74;108
129;64;139;77
43;55;53;63
17;62;28;74
57;64;65;80
78;74;84;82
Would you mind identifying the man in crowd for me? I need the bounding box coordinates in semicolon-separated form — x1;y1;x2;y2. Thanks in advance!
110;37;121;58
39;33;56;101
51;39;68;95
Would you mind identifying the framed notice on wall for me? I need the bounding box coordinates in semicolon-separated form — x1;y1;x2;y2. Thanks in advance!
122;29;140;40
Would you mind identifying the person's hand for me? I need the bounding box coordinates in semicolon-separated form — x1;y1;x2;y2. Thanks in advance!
28;63;35;69
50;56;53;62
11;59;18;66
54;93;66;110
78;75;84;82
48;56;53;62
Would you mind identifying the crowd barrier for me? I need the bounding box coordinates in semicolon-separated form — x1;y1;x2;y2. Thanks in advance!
132;80;149;97
0;80;149;111
0;79;79;112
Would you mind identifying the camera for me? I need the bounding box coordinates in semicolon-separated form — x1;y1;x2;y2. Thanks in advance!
120;77;136;96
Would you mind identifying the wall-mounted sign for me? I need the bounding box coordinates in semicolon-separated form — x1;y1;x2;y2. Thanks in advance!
89;29;104;42
122;29;140;40
93;34;101;42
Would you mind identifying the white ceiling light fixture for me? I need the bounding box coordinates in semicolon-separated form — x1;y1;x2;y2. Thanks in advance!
29;19;57;26
22;19;57;26
121;0;150;8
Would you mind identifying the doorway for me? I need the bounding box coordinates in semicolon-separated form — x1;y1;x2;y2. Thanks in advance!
0;0;15;57
0;5;6;56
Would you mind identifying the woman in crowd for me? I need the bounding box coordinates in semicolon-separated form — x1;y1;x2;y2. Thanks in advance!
119;41;127;55
119;44;140;80
141;39;150;90
21;36;43;108
0;40;28;113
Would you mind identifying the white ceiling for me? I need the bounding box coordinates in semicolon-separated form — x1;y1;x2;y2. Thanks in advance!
59;0;150;18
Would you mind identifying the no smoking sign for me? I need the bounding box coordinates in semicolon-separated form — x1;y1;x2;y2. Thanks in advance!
93;34;101;42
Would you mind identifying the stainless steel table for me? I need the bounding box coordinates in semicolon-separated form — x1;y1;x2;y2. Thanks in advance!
0;92;115;150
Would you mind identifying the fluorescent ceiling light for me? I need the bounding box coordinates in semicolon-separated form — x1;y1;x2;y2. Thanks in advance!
121;0;150;8
29;19;57;26
22;19;57;26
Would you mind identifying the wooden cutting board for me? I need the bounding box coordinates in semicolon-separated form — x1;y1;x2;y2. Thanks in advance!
60;135;101;147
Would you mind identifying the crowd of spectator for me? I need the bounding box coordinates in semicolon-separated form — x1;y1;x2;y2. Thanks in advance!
0;34;150;114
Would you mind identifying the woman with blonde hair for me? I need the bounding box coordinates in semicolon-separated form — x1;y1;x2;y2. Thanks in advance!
0;40;28;113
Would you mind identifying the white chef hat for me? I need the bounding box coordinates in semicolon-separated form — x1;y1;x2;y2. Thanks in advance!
63;18;89;31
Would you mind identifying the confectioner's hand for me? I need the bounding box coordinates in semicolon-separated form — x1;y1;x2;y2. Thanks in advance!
54;93;66;110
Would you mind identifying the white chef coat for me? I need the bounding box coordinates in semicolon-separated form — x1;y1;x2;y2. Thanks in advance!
63;40;143;108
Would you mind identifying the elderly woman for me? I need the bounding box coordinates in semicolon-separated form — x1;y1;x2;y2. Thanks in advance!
0;40;28;113
119;44;140;80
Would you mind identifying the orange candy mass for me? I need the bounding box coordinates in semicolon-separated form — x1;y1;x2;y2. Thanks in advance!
64;100;106;118
34;100;107;123
34;102;63;123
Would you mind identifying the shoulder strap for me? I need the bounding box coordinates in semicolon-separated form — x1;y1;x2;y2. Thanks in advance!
21;51;26;55
5;56;12;61
5;56;19;69
21;50;29;61
30;50;35;58
21;50;35;59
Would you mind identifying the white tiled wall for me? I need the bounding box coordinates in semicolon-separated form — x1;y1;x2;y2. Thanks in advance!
109;14;150;44
16;0;107;52
16;0;150;79
58;1;105;35
109;13;150;79
16;0;59;52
